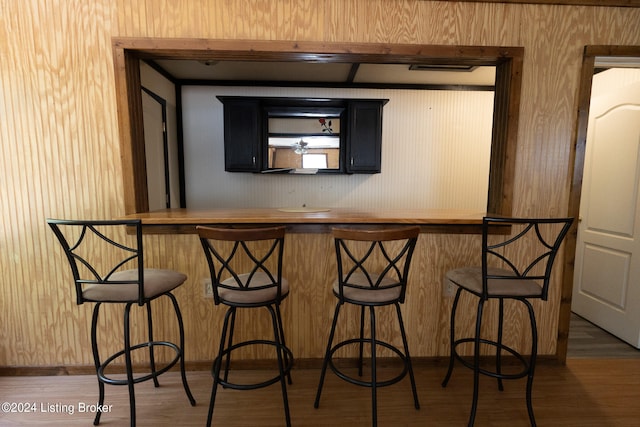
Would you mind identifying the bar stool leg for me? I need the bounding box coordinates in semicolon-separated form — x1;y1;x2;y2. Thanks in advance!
91;304;104;426
524;299;538;427
123;303;136;427
207;307;234;427
496;298;504;391
222;309;237;386
146;302;160;388
267;305;292;427
442;287;463;387
395;302;420;409
276;304;293;385
369;306;378;427
167;293;196;405
314;301;343;408
469;298;486;427
358;306;365;377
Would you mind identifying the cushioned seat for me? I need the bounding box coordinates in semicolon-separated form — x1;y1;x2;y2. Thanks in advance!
332;273;402;303
445;267;544;298
83;269;187;302
220;272;290;304
47;219;195;427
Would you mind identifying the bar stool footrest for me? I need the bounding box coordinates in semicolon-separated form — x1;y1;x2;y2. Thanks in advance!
97;341;182;386
214;339;294;390
328;338;409;388
452;337;531;380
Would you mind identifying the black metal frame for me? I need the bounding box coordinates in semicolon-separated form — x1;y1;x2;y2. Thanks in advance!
196;225;293;427
47;219;196;426
442;216;573;427
314;226;421;427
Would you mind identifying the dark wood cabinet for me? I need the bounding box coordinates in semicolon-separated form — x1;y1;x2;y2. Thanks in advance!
222;98;261;172
218;96;387;174
346;100;385;173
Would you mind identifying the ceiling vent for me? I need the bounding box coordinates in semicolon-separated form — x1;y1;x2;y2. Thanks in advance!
409;64;476;72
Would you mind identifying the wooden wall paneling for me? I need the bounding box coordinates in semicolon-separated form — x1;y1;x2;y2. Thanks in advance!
3;0;640;370
456;0;640;6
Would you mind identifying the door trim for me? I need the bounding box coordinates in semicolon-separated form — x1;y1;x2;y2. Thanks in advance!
141;86;170;208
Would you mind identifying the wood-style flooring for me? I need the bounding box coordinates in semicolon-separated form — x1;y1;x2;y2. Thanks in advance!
1;313;639;426
567;313;640;359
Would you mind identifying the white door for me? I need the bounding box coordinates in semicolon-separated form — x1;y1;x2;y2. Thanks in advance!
572;78;640;348
142;90;168;211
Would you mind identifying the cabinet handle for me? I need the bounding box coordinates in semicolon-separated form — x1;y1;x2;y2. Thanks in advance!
350;157;354;166
252;156;256;165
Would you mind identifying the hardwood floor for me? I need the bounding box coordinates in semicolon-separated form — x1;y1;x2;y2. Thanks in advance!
1;316;639;426
567;313;640;359
1;358;640;426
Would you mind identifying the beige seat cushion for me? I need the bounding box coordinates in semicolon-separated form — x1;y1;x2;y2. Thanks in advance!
445;266;543;297
218;272;289;304
333;272;402;304
82;268;187;302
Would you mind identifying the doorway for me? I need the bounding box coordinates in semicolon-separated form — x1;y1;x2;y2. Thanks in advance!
564;47;640;359
142;87;170;210
572;67;640;349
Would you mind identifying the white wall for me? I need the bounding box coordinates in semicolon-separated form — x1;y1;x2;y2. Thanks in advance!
182;85;494;210
140;62;181;208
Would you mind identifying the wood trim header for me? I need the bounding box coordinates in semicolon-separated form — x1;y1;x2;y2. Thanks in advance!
434;0;640;7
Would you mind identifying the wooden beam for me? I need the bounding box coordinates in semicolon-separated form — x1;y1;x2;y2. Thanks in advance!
437;0;640;7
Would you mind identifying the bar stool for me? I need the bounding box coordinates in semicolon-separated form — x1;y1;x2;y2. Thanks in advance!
442;216;573;426
46;219;196;427
314;226;421;427
196;225;293;427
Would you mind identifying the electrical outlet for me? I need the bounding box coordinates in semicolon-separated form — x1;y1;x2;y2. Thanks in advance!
443;279;456;297
203;278;213;298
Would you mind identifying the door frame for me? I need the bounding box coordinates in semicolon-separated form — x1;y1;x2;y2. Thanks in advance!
141;86;170;209
560;45;640;362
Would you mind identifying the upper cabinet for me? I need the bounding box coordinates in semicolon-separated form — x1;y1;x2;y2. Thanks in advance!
347;100;384;173
221;98;262;172
218;96;388;174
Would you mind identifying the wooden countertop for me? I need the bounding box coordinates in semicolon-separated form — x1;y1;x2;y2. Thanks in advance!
123;208;486;233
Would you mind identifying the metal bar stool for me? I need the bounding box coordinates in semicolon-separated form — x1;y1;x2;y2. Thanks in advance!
314;226;421;427
441;216;573;426
47;219;196;427
196;225;293;427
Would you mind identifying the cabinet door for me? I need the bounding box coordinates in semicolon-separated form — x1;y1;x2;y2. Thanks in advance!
347;101;383;173
223;99;261;172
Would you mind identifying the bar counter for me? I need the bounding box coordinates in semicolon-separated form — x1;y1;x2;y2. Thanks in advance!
118;207;515;363
123;207;487;233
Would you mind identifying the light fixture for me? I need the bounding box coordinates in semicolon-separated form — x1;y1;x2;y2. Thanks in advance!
292;139;309;154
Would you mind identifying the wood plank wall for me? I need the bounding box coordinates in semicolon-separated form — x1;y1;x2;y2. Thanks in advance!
1;0;640;369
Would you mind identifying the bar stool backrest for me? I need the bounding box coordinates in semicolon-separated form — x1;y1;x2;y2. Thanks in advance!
197;226;286;306
481;216;573;301
333;226;420;304
47;219;145;305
